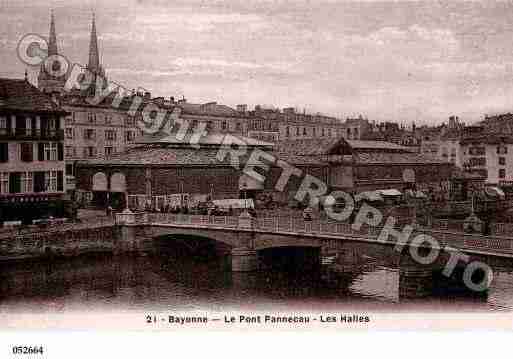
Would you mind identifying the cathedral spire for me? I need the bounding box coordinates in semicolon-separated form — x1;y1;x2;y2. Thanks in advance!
88;12;100;73
48;9;58;56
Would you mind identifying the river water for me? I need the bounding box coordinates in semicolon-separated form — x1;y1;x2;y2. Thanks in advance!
1;242;513;314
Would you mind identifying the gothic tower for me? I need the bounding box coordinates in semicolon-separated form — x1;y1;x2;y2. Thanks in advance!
38;11;67;94
86;13;106;96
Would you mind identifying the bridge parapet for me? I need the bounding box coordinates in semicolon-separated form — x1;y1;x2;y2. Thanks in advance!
144;213;513;258
115;210;148;226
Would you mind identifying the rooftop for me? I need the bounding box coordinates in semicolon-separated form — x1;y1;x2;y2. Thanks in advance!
136;132;275;148
0;78;67;113
354;152;445;165
178;102;241;118
346;139;413;152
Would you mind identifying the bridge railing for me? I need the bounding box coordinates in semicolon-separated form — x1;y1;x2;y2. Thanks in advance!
148;213;513;255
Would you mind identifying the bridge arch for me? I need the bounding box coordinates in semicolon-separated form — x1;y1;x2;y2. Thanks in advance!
150;226;242;248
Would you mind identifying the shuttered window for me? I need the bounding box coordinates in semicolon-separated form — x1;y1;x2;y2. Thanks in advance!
20;143;33;162
57;171;64;191
0;143;8;162
34;171;45;192
38;143;45;161
9;172;21;194
58;142;64;161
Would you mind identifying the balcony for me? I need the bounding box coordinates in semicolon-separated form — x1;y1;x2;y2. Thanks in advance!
0;128;64;141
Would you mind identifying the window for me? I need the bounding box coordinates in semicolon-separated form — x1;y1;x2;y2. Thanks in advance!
0;143;8;162
469;157;486;166
84;128;95;140
20;143;33;162
191;120;198;129
322;128;325;136
285;126;290;137
236;122;242;132
66;164;74;176
47;171;58;192
499;169;506;179
125;116;135;127
497;146;508;155
499;157;506;166
65;128;73;139
9;172;21;194
43;143;58;161
222;120;227;131
105;147;113;156
0;116;7;129
84;146;95;158
25;117;32;135
87;113;96;123
0;173;8;193
470;146;485;155
105;115;112;125
313;127;317;136
21;172;33;193
105;130;116;141
48;117;57;130
65;146;74;158
33;172;45;193
125;130;135;142
303;127;307;136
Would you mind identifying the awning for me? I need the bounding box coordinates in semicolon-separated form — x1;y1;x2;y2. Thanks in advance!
378;189;402;197
212;199;254;209
485;186;505;198
355;191;383;202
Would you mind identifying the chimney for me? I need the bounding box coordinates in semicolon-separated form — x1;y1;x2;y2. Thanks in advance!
170;96;175;103
144;91;151;100
237;104;248;113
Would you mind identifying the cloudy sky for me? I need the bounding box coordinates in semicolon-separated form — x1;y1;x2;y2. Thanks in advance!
2;0;513;125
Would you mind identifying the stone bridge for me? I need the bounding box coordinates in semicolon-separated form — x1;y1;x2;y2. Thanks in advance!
116;211;513;276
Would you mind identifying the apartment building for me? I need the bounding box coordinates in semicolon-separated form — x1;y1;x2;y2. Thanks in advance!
0;77;68;224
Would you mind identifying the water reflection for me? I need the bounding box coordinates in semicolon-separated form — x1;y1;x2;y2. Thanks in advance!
0;243;512;313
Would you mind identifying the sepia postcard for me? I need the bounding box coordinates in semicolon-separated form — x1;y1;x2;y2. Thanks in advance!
1;0;513;356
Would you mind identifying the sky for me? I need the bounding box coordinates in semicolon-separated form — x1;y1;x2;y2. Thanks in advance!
2;0;513;125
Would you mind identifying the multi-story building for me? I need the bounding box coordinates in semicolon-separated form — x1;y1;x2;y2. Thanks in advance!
460;130;513;185
363;121;421;152
163;102;351;142
0;77;68;224
344;116;371;140
418;116;466;166
60;94;143;173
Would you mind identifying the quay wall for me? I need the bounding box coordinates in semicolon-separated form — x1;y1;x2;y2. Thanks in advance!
0;225;150;262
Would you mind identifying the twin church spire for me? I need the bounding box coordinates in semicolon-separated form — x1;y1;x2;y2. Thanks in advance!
38;11;105;94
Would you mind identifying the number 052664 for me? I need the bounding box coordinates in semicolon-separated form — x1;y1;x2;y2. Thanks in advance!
12;346;44;355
